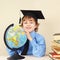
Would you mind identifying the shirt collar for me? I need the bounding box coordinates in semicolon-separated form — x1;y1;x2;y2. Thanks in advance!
30;31;36;39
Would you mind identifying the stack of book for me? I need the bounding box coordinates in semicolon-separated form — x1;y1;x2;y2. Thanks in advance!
49;33;60;60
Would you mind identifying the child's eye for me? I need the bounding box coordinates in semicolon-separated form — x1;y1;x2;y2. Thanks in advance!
24;22;27;24
30;22;33;24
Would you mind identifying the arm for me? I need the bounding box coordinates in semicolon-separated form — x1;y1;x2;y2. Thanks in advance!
6;48;22;56
30;34;46;57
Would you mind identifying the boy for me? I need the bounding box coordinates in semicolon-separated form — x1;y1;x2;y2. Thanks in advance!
7;10;46;57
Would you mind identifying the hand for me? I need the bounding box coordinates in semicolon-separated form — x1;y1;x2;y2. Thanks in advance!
25;31;32;41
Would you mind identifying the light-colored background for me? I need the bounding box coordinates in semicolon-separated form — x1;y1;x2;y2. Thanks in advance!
0;0;60;56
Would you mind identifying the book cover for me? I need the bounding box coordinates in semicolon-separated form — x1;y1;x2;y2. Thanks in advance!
53;33;60;40
49;52;60;58
52;46;60;54
49;55;60;60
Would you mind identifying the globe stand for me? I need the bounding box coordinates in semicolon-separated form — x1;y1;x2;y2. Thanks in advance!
7;51;25;60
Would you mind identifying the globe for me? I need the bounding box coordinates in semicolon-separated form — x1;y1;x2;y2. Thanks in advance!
4;24;26;59
5;24;27;49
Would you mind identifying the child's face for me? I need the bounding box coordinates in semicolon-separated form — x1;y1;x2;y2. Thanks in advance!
22;17;37;32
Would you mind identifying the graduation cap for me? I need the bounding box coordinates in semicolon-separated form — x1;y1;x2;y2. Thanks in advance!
19;10;45;23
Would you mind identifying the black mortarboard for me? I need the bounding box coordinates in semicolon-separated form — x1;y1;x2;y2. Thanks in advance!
19;10;45;23
21;10;45;20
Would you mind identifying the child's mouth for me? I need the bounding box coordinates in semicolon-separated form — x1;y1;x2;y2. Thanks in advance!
26;27;31;29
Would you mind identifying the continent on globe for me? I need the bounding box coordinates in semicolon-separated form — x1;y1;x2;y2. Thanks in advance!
7;36;18;46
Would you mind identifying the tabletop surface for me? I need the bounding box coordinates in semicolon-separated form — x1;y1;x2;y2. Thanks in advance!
0;55;52;60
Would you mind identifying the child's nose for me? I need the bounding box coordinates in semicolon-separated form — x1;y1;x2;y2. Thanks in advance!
27;21;30;24
27;22;30;26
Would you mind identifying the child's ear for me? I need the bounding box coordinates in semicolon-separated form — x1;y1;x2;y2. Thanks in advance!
35;25;37;28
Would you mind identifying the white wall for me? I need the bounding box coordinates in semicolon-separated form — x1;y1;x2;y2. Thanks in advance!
0;0;60;56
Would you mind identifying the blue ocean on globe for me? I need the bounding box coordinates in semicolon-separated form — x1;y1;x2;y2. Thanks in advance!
6;25;27;48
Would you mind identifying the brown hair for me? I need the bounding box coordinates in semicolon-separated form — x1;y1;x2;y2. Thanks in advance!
20;16;39;32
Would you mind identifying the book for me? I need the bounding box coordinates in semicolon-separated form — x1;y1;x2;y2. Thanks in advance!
49;52;60;60
53;57;60;60
49;52;60;58
52;40;60;48
49;33;60;60
49;55;60;60
53;33;60;40
52;46;60;54
50;57;60;60
54;40;60;44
